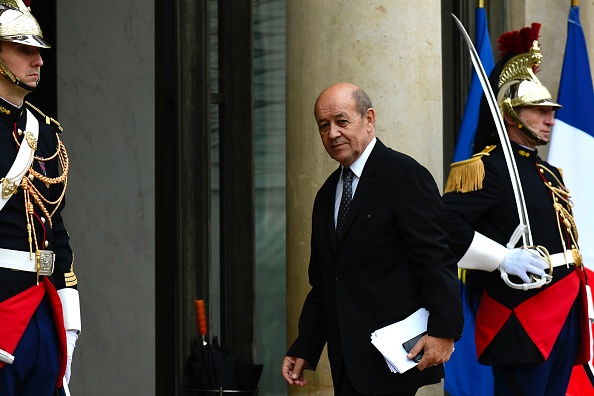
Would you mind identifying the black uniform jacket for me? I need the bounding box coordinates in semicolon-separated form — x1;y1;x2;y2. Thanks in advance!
0;97;74;303
288;139;463;394
443;143;581;365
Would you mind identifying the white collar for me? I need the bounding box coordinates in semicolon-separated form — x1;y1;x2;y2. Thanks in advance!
345;137;376;178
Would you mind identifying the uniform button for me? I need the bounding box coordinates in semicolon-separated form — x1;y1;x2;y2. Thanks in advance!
44;240;49;248
41;217;46;224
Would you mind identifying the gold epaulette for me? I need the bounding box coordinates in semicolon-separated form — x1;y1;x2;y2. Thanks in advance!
444;145;496;193
25;101;64;133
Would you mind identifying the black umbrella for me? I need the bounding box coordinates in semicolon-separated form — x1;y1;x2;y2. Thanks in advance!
185;300;263;394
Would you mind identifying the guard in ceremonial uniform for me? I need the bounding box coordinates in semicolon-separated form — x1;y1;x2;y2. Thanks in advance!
0;1;80;395
443;24;590;396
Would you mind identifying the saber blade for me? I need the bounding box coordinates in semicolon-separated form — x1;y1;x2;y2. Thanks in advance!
451;13;533;247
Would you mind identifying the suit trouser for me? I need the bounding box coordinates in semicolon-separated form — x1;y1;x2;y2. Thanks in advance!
0;296;61;396
329;306;421;396
336;368;417;396
492;300;580;396
336;357;418;396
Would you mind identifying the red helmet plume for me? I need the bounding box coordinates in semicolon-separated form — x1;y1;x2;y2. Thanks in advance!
497;22;541;59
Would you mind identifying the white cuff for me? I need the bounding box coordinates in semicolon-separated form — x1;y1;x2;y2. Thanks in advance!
58;288;82;333
457;232;507;272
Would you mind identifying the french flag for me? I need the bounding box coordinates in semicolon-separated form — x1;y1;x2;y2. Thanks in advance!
451;7;494;163
547;5;594;395
548;5;594;269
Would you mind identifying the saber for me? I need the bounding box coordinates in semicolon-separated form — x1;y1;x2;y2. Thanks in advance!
63;378;72;396
452;14;553;290
451;14;533;247
0;348;14;364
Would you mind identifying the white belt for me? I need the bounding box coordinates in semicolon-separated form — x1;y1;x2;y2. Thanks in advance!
549;250;576;268
0;247;54;275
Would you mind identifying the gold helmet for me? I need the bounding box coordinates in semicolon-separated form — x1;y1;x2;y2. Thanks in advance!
0;0;49;48
496;23;561;144
0;0;49;91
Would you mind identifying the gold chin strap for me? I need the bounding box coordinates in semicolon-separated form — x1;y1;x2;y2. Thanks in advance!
501;99;546;145
0;57;17;83
0;57;36;91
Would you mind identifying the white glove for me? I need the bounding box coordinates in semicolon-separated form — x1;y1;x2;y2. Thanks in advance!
501;248;548;283
65;330;79;383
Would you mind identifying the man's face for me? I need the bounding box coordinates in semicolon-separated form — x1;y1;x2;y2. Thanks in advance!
314;84;375;167
0;41;43;89
507;106;556;148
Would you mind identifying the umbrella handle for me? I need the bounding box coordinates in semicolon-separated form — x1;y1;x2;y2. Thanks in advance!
194;300;208;336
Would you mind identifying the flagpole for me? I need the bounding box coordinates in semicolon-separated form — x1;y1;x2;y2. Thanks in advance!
478;0;484;8
572;0;579;7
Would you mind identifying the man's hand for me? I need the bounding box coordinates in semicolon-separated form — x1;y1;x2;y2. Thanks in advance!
406;334;454;370
281;356;308;386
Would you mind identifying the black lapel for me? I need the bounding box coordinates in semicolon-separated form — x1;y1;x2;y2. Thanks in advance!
327;166;341;252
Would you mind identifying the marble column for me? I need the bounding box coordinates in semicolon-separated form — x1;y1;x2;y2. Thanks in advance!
285;1;444;394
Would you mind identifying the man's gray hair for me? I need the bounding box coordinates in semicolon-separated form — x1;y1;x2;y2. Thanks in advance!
352;88;372;117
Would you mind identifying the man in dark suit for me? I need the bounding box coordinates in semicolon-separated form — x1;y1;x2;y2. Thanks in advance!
281;82;463;395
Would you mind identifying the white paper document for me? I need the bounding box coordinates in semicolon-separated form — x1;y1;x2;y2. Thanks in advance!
370;307;429;374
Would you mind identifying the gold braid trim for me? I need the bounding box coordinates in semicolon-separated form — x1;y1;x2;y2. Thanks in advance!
19;135;69;227
444;145;496;193
14;126;69;256
537;163;583;267
25;101;63;132
64;255;78;287
8;105;69;260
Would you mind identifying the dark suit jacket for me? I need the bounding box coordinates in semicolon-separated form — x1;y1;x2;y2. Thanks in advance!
287;139;463;394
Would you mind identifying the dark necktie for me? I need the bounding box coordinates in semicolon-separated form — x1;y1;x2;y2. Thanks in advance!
336;167;354;239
